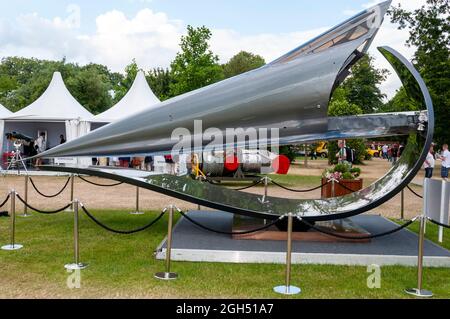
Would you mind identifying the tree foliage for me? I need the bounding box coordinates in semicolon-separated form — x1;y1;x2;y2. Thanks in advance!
223;51;265;78
146;68;173;101
342;55;389;114
169;25;224;97
389;0;450;146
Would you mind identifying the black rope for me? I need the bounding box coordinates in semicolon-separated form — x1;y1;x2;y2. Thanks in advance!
407;185;423;199
179;210;283;235
270;180;328;193
80;204;165;234
205;178;263;191
29;177;70;198
297;216;418;240
427;217;450;229
0;194;10;208
15;194;71;214
78;175;124;187
230;180;263;191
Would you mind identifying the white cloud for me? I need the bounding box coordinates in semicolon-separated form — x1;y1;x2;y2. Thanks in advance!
0;0;428;99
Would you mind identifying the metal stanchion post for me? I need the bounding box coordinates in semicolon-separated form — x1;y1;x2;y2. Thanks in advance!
331;179;336;197
19;175;31;217
405;215;433;297
130;186;144;215
401;189;405;220
263;176;269;224
155;205;178;280
65;200;88;270
274;213;300;295
65;175;75;212
2;190;23;251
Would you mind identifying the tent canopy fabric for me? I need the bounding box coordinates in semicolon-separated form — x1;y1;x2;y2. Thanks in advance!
4;72;93;122
91;70;160;123
0;103;12;119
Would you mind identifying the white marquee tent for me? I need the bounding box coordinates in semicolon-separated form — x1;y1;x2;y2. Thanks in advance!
0;103;13;159
1;72;93;165
91;70;160;126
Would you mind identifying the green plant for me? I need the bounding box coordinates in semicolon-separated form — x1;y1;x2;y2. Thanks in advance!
342;172;354;180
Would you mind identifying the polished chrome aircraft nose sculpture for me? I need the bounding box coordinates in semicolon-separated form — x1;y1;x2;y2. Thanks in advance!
40;0;435;221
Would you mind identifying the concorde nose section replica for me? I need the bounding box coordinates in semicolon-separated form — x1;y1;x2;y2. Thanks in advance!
39;1;394;159
38;1;434;222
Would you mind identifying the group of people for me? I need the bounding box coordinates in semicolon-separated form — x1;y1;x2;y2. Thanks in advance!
424;143;450;180
370;143;405;165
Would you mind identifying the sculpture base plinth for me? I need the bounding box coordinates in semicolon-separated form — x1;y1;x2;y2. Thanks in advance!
233;216;371;243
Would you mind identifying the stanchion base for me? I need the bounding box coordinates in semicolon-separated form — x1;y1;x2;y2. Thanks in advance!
130;211;145;215
273;285;301;295
64;263;88;270
154;272;178;280
1;244;23;251
405;288;433;298
18;214;32;218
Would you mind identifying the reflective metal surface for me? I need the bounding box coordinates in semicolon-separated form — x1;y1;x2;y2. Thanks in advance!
41;46;434;222
38;2;391;158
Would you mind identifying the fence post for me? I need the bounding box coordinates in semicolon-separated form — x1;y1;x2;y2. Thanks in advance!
64;200;88;270
2;190;23;251
66;174;75;212
130;186;144;215
401;189;405;220
19;175;31;217
274;213;300;295
155;205;178;280
405;215;433;298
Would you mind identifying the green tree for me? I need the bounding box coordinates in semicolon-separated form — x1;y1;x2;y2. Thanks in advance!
146;68;173;101
223;51;265;78
169;25;224;96
380;87;420;113
389;0;450;146
342;55;389;114
113;59;140;103
66;66;113;115
0;57;119;113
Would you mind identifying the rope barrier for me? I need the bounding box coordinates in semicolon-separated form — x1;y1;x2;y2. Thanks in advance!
80;203;165;234
297;216;419;240
78;175;124;187
178;210;284;235
29;177;71;198
407;185;423;199
427;217;450;229
16;193;71;214
0;194;10;209
205;178;263;191
230;180;263;191
270;180;329;193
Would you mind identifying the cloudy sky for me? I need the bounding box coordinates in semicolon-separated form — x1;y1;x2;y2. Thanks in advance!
0;0;426;98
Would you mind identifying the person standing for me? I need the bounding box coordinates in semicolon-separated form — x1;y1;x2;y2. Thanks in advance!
59;134;66;144
34;132;47;167
439;144;450;181
424;145;435;178
382;144;388;159
336;140;347;164
391;143;399;166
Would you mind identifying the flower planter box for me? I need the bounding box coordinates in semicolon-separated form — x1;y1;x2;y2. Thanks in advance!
321;178;363;198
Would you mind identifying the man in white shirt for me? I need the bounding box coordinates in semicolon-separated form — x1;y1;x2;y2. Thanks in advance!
439;144;450;181
424;145;435;178
382;144;388;159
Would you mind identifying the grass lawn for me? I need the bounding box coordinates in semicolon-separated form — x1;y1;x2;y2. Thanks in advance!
0;209;449;298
